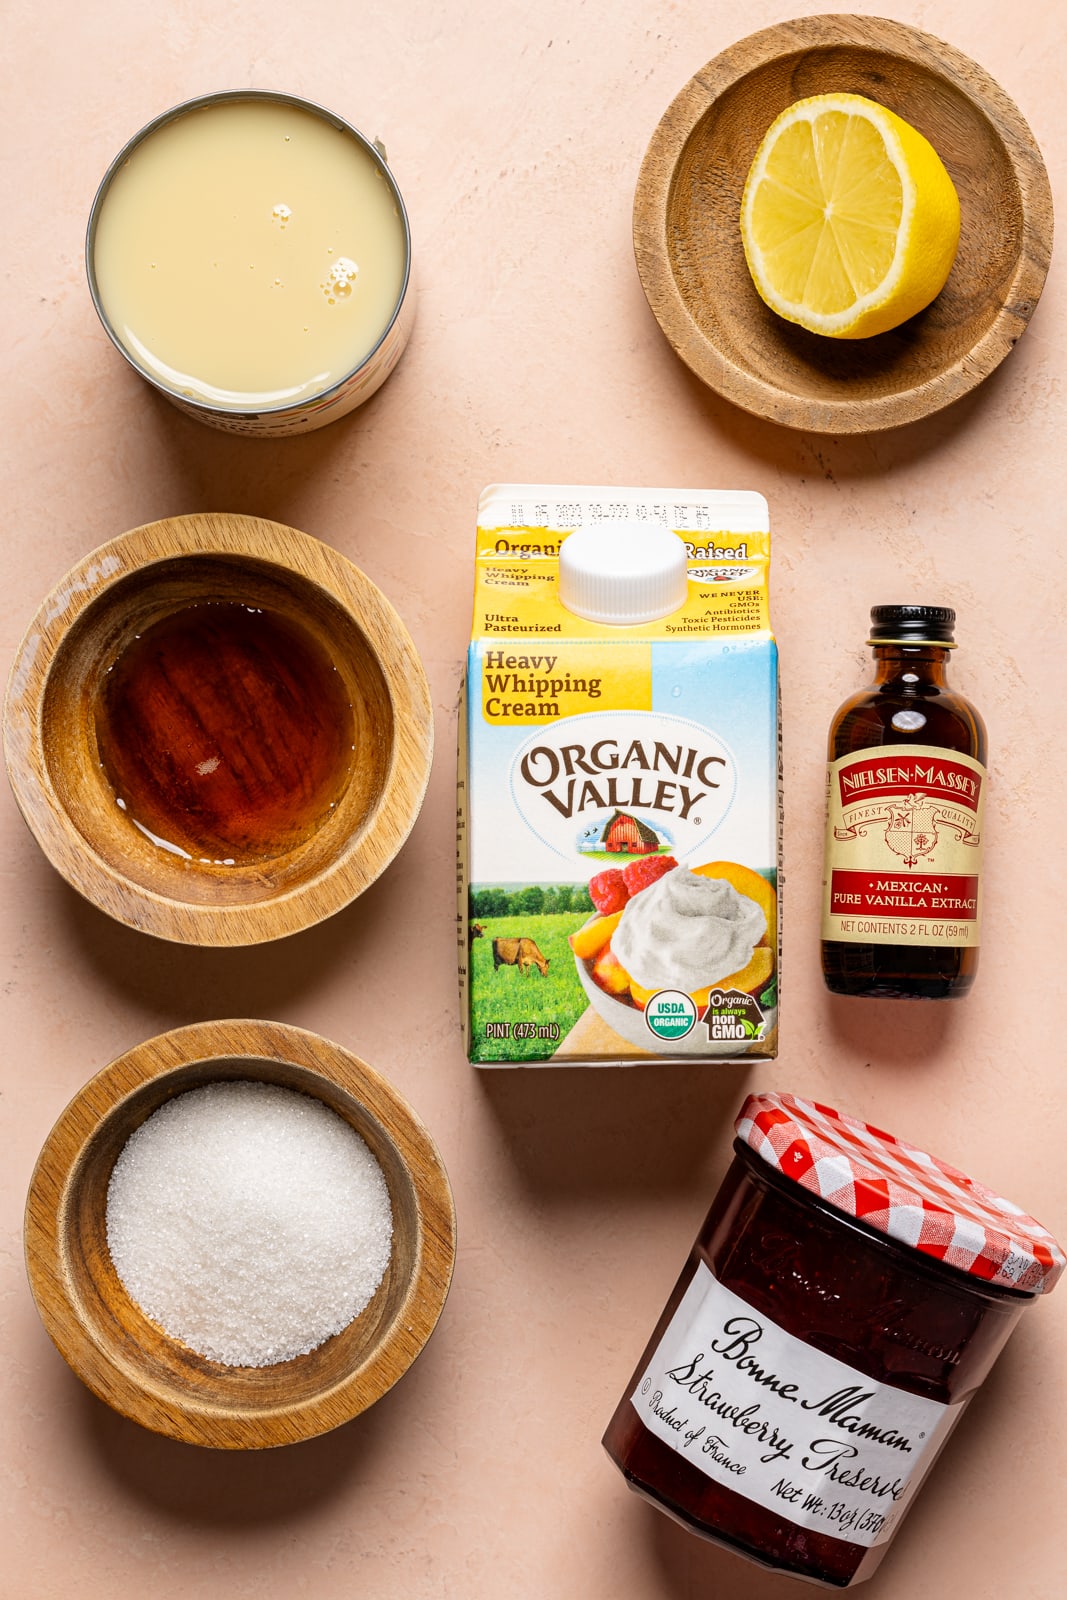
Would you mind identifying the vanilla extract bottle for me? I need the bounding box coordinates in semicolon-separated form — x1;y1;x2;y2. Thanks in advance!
821;606;986;999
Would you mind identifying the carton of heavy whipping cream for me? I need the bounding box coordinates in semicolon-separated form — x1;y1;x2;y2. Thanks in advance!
459;484;779;1065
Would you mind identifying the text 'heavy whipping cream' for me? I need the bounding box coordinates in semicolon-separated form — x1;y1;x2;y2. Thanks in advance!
459;485;780;1065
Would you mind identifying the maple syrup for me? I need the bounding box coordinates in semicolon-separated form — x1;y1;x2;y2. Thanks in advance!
821;605;986;999
96;602;355;864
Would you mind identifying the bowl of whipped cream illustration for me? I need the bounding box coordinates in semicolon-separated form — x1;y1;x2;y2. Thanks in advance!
569;861;777;1058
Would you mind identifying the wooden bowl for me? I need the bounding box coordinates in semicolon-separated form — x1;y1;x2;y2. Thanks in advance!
24;1020;456;1449
633;13;1053;433
4;513;433;944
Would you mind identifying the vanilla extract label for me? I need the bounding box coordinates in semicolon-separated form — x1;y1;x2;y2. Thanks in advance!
631;1263;961;1549
822;745;987;949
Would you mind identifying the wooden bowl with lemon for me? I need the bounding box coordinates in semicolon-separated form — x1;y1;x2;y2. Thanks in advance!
634;13;1052;433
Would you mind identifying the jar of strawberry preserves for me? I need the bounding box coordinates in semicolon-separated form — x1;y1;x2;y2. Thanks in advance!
603;1094;1063;1587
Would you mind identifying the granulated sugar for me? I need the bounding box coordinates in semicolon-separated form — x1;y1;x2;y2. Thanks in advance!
106;1080;393;1367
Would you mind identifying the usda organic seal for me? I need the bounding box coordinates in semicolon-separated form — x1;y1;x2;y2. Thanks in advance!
643;990;697;1043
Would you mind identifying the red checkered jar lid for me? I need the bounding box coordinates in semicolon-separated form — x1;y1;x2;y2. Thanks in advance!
736;1093;1065;1294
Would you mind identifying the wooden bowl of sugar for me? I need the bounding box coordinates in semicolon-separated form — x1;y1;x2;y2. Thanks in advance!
24;1020;456;1448
3;512;433;944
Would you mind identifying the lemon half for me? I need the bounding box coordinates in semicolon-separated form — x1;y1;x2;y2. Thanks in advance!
740;93;960;339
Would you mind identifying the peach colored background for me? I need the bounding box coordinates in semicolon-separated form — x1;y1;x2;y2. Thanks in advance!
2;2;1065;1596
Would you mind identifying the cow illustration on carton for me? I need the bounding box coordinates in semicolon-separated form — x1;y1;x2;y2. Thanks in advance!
492;936;550;977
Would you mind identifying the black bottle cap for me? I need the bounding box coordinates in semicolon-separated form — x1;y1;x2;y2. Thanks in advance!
868;605;956;646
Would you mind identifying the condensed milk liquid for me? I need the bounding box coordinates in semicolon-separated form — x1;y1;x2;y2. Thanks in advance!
92;97;407;411
821;605;987;1000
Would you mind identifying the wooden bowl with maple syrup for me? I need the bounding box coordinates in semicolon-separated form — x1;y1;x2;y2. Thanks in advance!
24;1019;457;1448
3;513;433;944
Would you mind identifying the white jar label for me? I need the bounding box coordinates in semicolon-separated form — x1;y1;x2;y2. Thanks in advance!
630;1262;963;1549
821;744;986;949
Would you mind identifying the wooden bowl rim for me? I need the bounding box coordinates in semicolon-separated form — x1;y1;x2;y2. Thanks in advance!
24;1019;457;1449
633;11;1053;434
3;512;434;944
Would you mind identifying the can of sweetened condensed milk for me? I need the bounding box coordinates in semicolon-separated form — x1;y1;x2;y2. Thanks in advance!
86;90;414;436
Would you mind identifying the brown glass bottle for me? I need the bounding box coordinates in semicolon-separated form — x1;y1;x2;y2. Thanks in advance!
821;606;986;1000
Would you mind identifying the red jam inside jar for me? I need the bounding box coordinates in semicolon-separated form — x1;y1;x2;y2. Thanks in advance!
603;1096;1063;1587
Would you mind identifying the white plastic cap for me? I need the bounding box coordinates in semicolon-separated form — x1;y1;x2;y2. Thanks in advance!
558;521;689;625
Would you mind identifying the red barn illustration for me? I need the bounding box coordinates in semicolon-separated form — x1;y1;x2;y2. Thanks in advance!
599;810;661;854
